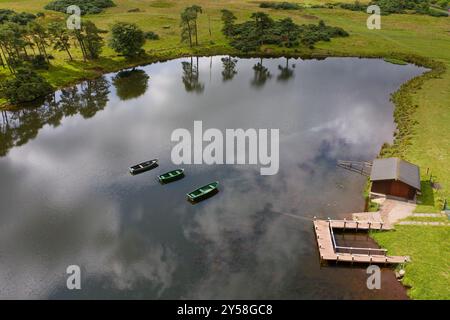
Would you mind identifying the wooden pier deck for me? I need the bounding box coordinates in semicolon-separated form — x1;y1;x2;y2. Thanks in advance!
313;220;410;264
329;218;392;231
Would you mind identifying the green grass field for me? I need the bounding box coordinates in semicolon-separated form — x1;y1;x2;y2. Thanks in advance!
0;0;449;299
372;225;450;300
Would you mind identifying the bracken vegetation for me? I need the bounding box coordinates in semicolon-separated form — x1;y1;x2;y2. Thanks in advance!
259;2;303;10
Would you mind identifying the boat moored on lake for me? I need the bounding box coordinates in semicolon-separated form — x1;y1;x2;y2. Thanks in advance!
158;169;185;183
129;159;158;175
187;181;219;202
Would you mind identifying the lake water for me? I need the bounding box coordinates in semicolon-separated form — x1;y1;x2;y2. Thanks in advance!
0;56;425;299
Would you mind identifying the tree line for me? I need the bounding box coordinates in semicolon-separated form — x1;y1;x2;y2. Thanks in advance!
1;4;350;105
339;0;449;17
0;8;154;105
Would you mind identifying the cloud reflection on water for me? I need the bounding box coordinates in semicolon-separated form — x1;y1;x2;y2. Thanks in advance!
0;57;425;299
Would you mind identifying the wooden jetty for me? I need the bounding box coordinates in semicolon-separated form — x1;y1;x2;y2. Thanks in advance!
330;218;391;231
313;219;410;265
337;160;372;177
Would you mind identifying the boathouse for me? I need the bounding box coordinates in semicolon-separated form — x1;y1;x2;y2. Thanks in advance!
370;158;421;200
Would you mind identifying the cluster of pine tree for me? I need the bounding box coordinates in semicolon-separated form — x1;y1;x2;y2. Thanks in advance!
0;10;106;104
221;10;349;52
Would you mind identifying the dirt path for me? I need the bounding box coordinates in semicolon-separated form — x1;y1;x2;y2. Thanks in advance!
353;198;416;228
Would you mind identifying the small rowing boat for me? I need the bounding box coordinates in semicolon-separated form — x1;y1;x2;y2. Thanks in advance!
158;169;185;183
187;181;219;202
129;159;158;175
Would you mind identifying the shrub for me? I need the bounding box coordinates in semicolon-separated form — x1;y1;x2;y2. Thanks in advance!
30;55;49;69
340;0;449;17
0;9;36;25
145;31;160;40
44;0;115;15
0;67;53;104
259;2;302;10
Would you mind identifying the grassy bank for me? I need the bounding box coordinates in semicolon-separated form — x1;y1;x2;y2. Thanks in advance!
372;226;450;300
0;0;449;299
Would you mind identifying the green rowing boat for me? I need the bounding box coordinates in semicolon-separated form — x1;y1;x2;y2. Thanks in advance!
187;181;219;201
158;169;185;183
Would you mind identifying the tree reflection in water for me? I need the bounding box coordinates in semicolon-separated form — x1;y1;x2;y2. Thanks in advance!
181;57;204;94
0;76;110;157
277;58;295;82
112;68;149;101
251;58;271;89
221;56;238;82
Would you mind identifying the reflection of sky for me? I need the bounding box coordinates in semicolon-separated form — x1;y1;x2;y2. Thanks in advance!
0;57;425;299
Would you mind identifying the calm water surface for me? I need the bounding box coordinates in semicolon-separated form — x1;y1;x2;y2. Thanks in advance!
0;57;425;299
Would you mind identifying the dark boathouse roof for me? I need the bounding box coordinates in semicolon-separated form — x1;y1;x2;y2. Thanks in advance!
370;158;421;190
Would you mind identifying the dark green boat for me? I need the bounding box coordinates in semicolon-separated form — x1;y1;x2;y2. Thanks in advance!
187;181;219;202
158;169;185;183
